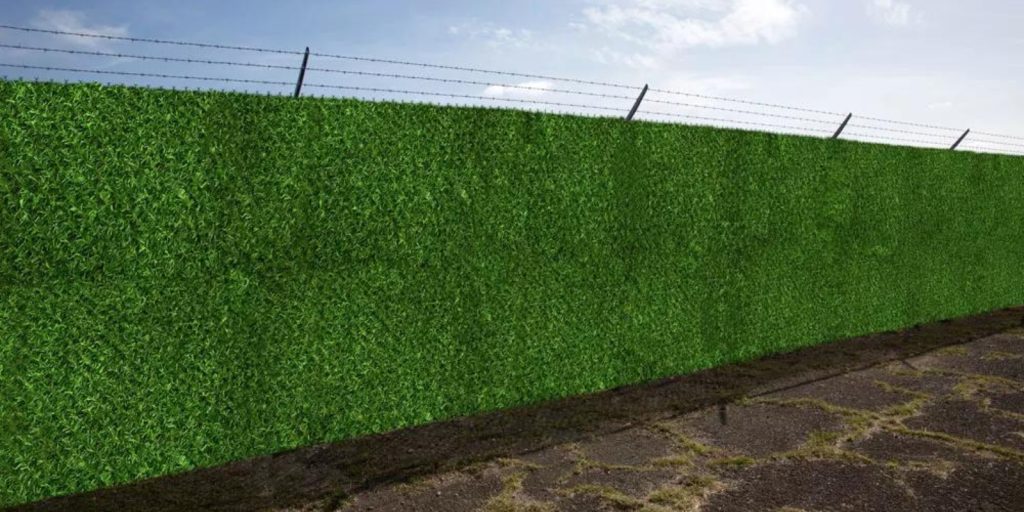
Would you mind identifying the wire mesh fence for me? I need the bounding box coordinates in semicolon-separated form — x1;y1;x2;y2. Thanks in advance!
1;23;1021;157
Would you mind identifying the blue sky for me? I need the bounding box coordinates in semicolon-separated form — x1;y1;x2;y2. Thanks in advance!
1;1;1023;151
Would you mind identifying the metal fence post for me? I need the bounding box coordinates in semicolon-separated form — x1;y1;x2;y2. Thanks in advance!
832;113;852;139
950;129;970;150
293;47;310;98
625;84;648;121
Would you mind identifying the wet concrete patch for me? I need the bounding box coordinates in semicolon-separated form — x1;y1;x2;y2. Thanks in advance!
860;364;960;398
764;372;912;412
344;469;504;512
911;348;1024;383
665;403;844;458
963;333;1024;357
517;446;579;503
575;428;675;468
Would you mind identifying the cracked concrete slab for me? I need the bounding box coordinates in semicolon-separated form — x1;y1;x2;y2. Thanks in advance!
900;460;1024;512
903;400;1024;453
559;467;679;500
847;430;966;466
703;460;920;512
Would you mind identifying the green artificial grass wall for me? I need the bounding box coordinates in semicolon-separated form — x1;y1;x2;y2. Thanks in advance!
2;80;1023;506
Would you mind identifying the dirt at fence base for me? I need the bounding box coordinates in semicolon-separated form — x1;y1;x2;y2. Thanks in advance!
10;306;1024;512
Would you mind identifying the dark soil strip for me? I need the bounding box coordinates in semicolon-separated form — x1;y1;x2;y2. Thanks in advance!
10;306;1024;512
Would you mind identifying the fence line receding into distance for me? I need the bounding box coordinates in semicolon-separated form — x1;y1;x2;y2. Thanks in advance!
0;24;1021;157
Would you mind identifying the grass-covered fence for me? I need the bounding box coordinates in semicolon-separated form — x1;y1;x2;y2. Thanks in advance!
1;80;1022;506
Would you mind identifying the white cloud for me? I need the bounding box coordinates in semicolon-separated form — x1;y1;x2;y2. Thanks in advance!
868;0;913;27
657;74;752;95
568;21;590;32
482;80;554;97
592;48;661;69
581;0;809;51
448;21;534;49
32;9;128;47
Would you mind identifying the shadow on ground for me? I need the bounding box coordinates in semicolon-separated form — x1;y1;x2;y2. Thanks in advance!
11;306;1024;512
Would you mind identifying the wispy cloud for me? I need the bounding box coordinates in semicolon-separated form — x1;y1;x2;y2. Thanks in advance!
581;0;808;51
658;74;752;94
591;48;661;69
31;9;128;47
482;80;553;97
451;2;807;71
868;0;914;27
449;21;534;49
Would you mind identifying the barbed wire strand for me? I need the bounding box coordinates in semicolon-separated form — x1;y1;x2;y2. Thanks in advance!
307;50;641;91
840;131;950;147
0;66;837;135
844;123;963;141
959;145;1024;156
301;83;630;113
0;64;632;115
0;72;1013;155
13;49;845;127
1;63;1020;156
9;76;634;124
631;115;831;137
847;115;962;133
966;137;1024;149
4;23;1023;142
635;110;834;135
643;97;841;125
2;77;1019;159
2;74;223;96
0;62;294;86
0;44;853;126
0;42;301;71
0;42;644;101
958;146;1024;155
0;24;643;91
970;131;1024;143
304;68;636;100
647;88;843;117
8;40;966;134
0;24;301;55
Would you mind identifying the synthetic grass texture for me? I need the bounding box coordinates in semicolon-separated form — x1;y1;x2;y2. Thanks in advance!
2;80;1023;506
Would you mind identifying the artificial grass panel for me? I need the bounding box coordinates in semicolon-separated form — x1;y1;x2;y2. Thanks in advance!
2;80;1023;506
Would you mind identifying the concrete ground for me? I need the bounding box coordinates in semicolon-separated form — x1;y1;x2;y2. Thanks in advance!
13;307;1024;512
